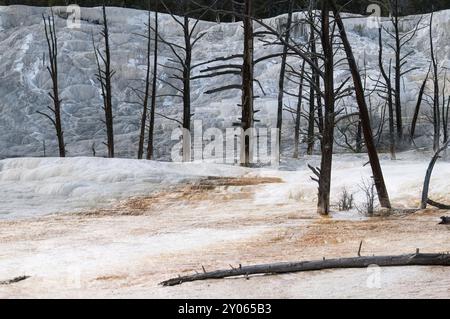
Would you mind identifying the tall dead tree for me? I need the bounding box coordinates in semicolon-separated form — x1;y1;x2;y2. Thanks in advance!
410;65;430;142
430;12;440;151
316;0;334;215
276;0;294;154
198;0;266;166
147;9;159;161
331;0;391;209
39;10;65;157
240;0;255;166
441;73;449;144
385;0;423;142
137;3;152;160
377;27;396;160
156;0;211;162
306;6;321;155
293;58;307;159
93;5;115;158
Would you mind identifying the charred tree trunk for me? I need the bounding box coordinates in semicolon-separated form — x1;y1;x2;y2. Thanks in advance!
94;5;115;158
307;19;317;156
293;58;306;159
444;97;450;144
393;3;403;141
41;10;65;157
147;9;159;161
378;28;396;160
240;0;254;166
276;0;293;156
182;12;192;162
103;6;114;158
421;140;450;209
331;0;391;209
161;253;450;287
317;1;334;216
430;12;440;152
410;66;430;142
138;4;152;160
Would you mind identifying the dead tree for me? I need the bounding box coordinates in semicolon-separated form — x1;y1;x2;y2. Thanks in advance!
137;4;152;160
39;10;65;157
410;65;430;142
377;27;396;160
276;0;294;153
306;5;319;156
160;253;450;287
147;9;159;161
429;12;440;151
331;0;391;209
441;73;449;144
421;139;450;210
93;5;115;158
316;0;335;215
293;58;307;159
240;0;255;166
155;0;212;162
384;0;423;142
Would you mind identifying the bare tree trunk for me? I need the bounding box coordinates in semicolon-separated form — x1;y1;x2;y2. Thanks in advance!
444;97;450;144
410;66;430;142
276;0;293;156
147;9;159;161
103;6;114;158
317;1;334;215
378;27;396;160
94;5;115;158
307;18;317;156
293;58;306;159
41;10;65;157
138;4;152;160
182;12;192;162
430;12;440;151
310;15;323;135
331;0;391;209
421;140;450;209
442;74;448;143
240;0;254;166
393;5;403;141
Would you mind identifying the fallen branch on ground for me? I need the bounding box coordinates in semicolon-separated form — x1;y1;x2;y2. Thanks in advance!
439;217;450;225
427;199;450;210
0;276;30;285
160;253;450;287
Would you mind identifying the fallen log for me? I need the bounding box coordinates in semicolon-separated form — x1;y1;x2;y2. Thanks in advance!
0;276;30;285
160;253;450;287
427;199;450;210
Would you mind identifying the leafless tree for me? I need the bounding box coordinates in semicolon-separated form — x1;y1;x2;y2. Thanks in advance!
331;0;391;210
147;8;159;161
276;0;294;152
39;10;65;157
93;5;115;158
154;0;214;162
410;65;430;143
384;0;423;142
377;26;396;159
429;12;440;151
137;2;153;160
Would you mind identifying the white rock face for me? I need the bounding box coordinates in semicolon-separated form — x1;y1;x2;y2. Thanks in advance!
0;5;448;159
